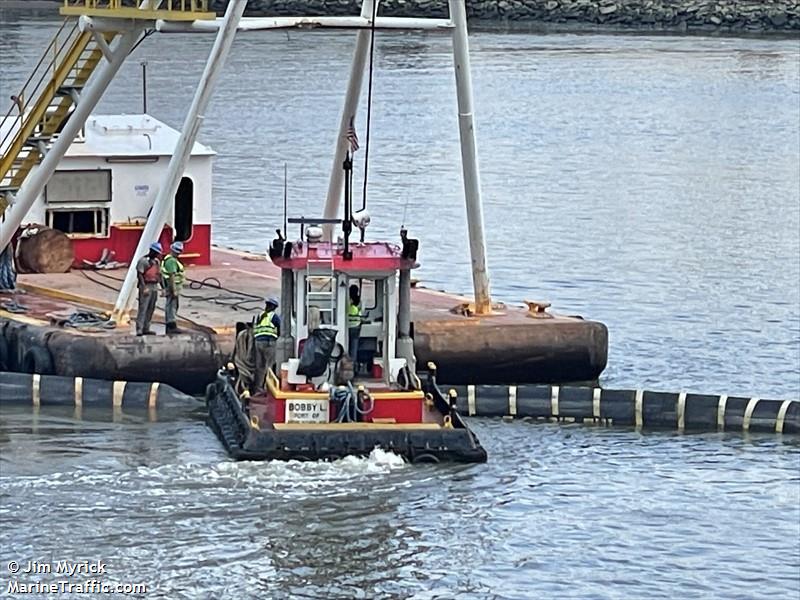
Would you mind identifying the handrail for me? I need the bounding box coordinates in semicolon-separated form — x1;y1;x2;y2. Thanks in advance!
0;20;79;155
0;24;88;188
62;0;209;11
0;19;75;152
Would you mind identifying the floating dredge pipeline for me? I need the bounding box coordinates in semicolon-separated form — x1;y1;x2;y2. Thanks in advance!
2;373;797;436
0;372;197;413
450;384;800;434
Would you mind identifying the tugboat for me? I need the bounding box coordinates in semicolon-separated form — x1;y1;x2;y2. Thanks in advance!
206;158;487;464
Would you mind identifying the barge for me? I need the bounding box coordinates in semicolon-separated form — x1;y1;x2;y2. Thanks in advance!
0;114;607;394
0;244;607;393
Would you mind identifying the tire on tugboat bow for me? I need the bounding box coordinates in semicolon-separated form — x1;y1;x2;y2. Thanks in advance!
411;452;441;464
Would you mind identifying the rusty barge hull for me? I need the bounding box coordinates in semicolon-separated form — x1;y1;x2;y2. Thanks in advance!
0;248;607;394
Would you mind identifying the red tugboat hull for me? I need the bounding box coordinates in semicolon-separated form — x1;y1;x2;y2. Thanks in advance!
206;371;487;464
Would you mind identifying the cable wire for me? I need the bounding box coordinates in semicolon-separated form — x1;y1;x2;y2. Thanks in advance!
360;0;379;212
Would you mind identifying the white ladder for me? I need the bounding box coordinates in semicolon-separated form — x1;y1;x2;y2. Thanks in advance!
306;257;336;326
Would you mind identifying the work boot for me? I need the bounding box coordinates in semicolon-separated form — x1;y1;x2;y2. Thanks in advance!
166;322;183;335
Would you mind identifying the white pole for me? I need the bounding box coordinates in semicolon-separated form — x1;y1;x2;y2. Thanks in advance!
154;15;452;33
322;0;380;240
448;0;491;314
110;0;248;324
0;25;148;252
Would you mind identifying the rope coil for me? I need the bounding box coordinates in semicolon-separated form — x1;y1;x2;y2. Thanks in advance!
331;382;374;423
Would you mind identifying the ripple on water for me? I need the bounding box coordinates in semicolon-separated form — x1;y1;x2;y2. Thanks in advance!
0;415;798;599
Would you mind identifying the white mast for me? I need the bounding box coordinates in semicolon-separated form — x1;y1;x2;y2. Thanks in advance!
448;0;492;314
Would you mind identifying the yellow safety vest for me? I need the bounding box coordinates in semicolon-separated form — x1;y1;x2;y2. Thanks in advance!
348;304;361;328
160;254;185;287
254;311;278;339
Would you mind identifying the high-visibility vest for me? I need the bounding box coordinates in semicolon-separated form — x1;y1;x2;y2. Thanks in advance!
161;254;185;287
348;303;361;328
254;311;278;339
143;258;161;284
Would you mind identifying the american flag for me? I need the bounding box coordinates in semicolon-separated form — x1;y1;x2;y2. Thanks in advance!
346;116;359;153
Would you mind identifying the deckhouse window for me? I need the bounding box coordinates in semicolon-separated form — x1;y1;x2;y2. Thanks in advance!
174;176;194;242
48;209;108;236
45;169;111;237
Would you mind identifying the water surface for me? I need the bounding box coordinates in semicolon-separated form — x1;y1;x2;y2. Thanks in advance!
1;13;799;599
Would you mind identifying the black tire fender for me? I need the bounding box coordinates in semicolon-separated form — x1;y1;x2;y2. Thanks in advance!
21;346;54;375
0;334;9;371
411;452;441;464
205;382;216;407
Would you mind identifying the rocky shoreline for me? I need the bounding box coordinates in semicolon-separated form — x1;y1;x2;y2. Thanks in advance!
11;1;800;33
216;0;800;33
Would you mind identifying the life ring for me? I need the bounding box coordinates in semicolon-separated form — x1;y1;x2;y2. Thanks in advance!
21;346;54;375
411;452;441;464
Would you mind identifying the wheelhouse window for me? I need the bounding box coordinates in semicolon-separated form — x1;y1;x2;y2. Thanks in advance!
45;169;111;238
349;278;381;317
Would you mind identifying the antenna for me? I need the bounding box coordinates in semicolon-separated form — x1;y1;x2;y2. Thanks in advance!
283;162;288;237
141;60;148;114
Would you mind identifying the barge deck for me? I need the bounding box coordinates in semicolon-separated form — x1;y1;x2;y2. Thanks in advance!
0;247;607;394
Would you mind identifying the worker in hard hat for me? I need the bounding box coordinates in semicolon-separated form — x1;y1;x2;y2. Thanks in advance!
348;284;363;371
160;240;185;335
252;297;281;393
135;241;162;336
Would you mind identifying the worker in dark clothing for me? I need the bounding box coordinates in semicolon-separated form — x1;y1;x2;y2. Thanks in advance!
253;297;281;393
135;242;162;336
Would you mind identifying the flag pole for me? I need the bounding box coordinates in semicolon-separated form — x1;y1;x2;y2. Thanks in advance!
283;162;288;238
